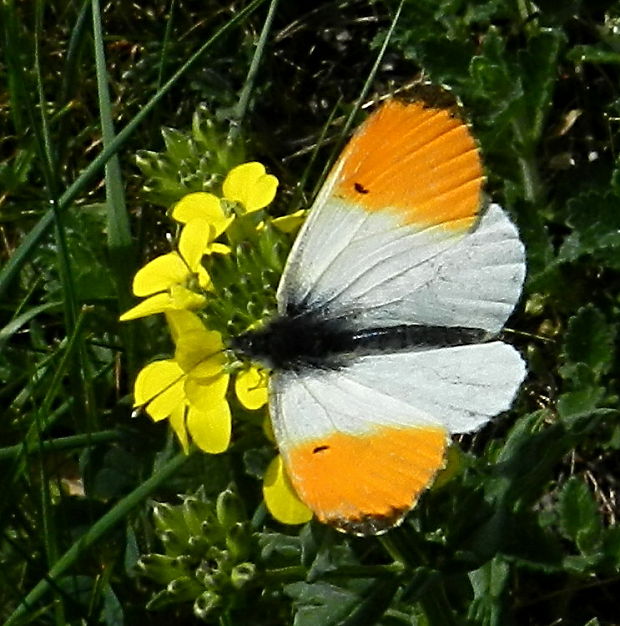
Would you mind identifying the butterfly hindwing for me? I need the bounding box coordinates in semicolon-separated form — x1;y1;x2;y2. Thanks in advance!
269;341;526;534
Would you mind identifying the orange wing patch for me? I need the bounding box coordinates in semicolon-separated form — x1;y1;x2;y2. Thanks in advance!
285;425;448;535
334;100;483;232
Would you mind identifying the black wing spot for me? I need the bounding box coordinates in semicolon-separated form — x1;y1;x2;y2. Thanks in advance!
313;445;330;454
354;182;369;194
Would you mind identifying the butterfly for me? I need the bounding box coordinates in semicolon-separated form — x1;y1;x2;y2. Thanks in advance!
232;98;526;535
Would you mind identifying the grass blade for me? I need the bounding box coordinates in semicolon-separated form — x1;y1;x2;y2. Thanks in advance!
0;0;266;301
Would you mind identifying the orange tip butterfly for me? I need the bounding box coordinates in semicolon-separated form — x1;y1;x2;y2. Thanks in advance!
232;98;526;535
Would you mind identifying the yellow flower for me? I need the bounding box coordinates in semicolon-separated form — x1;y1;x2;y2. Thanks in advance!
233;364;310;525
171;192;233;255
223;162;278;214
170;163;279;260
120;220;211;321
263;455;313;525
133;311;230;454
234;365;268;410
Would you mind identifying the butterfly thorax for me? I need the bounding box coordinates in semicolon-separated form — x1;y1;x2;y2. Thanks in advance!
230;313;490;372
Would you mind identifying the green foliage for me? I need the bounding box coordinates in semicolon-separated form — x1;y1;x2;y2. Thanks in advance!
139;486;259;620
2;1;620;625
135;105;246;208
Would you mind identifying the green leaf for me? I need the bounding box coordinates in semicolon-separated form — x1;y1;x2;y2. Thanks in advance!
559;477;601;553
516;29;564;146
558;192;620;265
533;0;583;25
243;446;272;479
556;388;605;420
286;578;398;626
562;553;601;574
562;305;616;379
56;575;95;611
568;44;620;64
463;505;563;572
101;583;124;626
470;28;519;117
492;412;569;505
468;557;509;626
87;446;139;500
259;532;303;564
600;526;620;571
124;524;140;577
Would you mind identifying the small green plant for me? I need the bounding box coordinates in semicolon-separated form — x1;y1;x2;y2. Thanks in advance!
1;1;619;624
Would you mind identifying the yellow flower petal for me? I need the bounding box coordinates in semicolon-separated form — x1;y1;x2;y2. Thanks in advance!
190;355;227;379
166;310;208;343
186;400;231;453
207;242;231;255
271;209;306;234
145;381;185;421
223;162;278;213
134;360;186;422
169;403;189;453
433;445;463;489
168;285;207;310
134;359;184;406
235;366;268;410
185;372;230;412
132;253;188;297
172;192;233;237
263;455;313;525
197;265;212;290
262;415;275;443
178;219;210;271
176;328;226;376
119;293;175;321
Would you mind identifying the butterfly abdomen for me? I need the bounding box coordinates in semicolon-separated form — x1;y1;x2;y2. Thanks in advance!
232;313;492;372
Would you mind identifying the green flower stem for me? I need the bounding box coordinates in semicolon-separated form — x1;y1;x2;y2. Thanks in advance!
229;0;280;142
314;0;404;188
379;526;427;568
262;563;404;584
517;152;543;205
6;449;194;624
511;116;543;206
0;0;266;301
92;0;134;296
91;0;137;379
341;0;405;139
380;527;457;625
156;0;177;91
0;430;123;462
417;580;459;626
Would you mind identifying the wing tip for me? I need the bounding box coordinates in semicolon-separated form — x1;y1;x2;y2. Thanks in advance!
326;506;410;536
334;98;483;230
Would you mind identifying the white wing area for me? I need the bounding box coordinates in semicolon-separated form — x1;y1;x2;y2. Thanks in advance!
278;202;525;334
270;341;527;451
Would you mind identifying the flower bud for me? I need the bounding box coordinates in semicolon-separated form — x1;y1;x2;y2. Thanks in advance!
138;554;191;585
231;562;256;589
166;576;204;602
225;522;252;562
216;487;245;530
194;591;221;620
